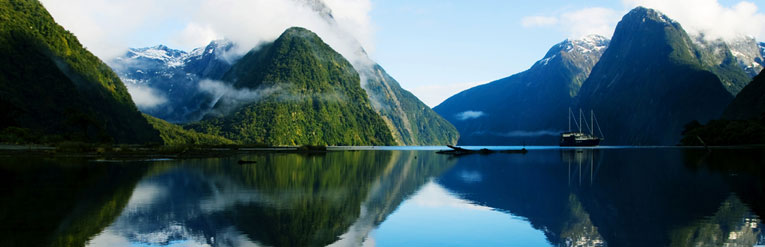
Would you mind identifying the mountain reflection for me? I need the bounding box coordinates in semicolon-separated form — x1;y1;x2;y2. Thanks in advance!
437;149;765;247
1;148;764;247
84;151;456;247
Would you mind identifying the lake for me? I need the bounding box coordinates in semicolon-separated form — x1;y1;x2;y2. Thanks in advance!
1;147;764;246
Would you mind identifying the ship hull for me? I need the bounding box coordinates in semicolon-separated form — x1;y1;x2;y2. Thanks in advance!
559;132;601;147
559;138;601;147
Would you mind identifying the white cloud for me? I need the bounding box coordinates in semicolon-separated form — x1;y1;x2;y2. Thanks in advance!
40;0;375;62
455;110;486;121
521;16;558;28
560;8;621;39
40;0;196;59
521;8;620;39
522;1;765;41
623;0;765;41
124;83;167;109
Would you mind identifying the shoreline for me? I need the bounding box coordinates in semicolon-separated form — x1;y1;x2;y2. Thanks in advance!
1;144;764;161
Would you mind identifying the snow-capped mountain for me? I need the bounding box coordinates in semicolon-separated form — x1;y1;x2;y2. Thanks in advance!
109;40;238;123
726;37;765;76
434;35;610;145
693;36;765;78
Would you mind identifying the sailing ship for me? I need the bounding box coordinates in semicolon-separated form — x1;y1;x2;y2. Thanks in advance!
560;108;604;147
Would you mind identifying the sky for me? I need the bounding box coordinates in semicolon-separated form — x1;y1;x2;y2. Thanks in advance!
40;0;765;107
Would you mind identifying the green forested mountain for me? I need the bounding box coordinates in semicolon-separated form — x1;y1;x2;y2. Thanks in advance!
0;0;160;144
360;64;458;145
188;27;396;146
576;7;734;145
434;35;609;145
143;114;235;145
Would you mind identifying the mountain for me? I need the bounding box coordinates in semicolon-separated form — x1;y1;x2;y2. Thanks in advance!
116;39;457;146
692;37;759;95
576;7;734;145
0;0;160;144
725;37;764;77
109;40;236;122
434;35;609;145
722;70;765;120
188;27;396;146
359;63;458;145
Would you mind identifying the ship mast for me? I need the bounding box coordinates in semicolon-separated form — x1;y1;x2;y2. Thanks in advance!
591;110;594;135
568;108;571;132
579;109;582;133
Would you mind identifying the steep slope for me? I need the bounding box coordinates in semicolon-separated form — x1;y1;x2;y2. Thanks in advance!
189;27;396;146
0;0;160;144
434;35;609;145
109;40;236;122
577;7;734;145
722;70;765;120
360;63;458;145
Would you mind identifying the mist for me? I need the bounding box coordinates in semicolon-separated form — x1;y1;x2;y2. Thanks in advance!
124;83;168;109
197;79;281;118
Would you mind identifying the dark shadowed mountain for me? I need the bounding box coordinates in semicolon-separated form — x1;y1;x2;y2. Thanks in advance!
0;0;160;144
576;7;735;145
434;35;609;145
723;70;765;120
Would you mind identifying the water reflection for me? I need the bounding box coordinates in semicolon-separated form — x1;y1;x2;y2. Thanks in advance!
0;148;763;247
437;149;765;247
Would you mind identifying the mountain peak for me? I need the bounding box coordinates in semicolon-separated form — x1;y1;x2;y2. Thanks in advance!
625;6;677;25
539;35;609;66
281;26;321;40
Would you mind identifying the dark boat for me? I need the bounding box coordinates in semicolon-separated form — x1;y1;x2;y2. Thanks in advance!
437;145;528;156
560;108;604;147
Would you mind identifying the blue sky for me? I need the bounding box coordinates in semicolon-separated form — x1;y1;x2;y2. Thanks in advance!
369;0;624;106
41;0;765;107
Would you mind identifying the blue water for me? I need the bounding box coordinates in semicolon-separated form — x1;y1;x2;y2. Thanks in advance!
1;148;763;246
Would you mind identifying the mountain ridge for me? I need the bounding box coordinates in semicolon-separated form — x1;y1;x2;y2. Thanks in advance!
434;35;609;145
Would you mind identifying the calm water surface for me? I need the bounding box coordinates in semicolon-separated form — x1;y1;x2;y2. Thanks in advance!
1;147;764;246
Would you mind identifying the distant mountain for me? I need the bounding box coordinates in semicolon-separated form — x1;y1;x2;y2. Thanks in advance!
0;0;160;144
722;70;765;120
109;40;236;122
693;37;759;95
188;27;396;146
434;35;609;145
576;7;734;145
